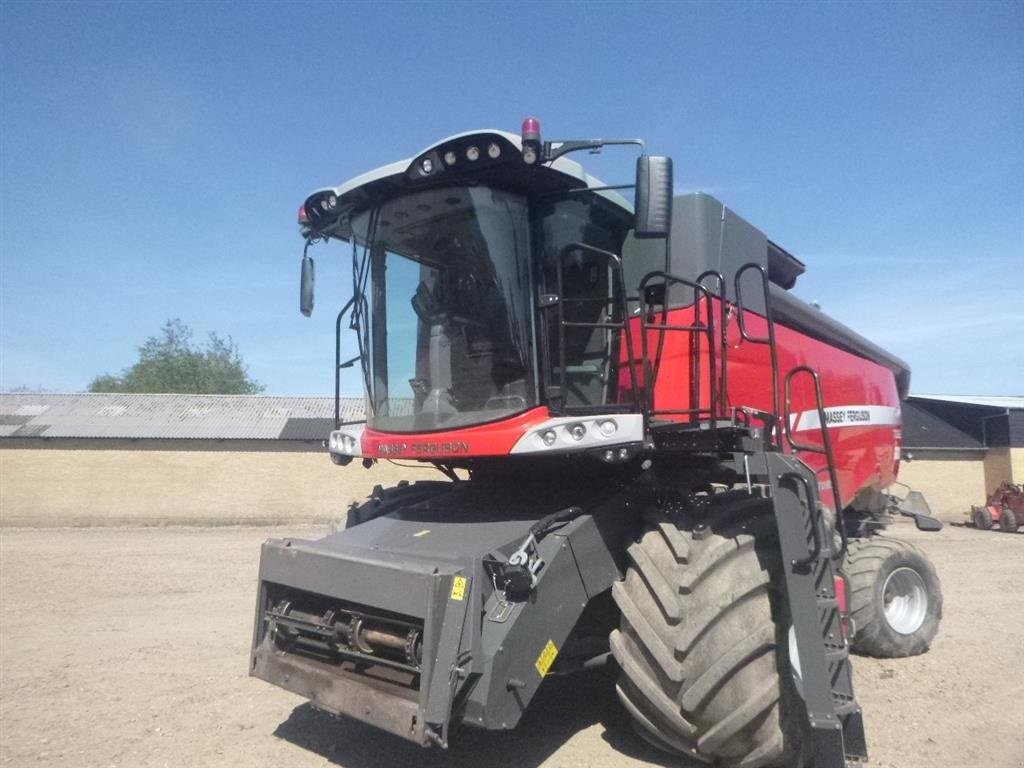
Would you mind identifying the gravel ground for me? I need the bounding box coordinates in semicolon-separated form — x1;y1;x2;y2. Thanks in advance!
1;521;1021;768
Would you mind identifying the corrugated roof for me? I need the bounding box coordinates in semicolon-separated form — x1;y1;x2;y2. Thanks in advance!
0;393;366;440
910;394;1024;410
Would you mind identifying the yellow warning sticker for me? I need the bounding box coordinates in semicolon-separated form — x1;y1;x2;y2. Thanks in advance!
450;576;468;601
535;639;559;677
413;529;431;538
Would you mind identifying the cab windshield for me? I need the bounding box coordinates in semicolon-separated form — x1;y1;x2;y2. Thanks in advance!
351;185;535;432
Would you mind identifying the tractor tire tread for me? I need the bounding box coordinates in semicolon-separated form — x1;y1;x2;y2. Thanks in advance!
611;499;802;768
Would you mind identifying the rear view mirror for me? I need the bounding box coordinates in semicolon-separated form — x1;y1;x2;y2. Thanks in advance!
634;155;673;239
300;253;315;317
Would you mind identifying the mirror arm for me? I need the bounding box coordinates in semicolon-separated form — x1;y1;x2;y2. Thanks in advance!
542;138;646;163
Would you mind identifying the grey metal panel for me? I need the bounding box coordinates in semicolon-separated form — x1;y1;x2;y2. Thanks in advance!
622;193;771;310
258;538;454;619
674;193;769;313
463;530;590;730
326;510;543;563
251;648;424;743
0;393;365;440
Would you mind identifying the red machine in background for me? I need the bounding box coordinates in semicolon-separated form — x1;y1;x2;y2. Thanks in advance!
973;482;1024;532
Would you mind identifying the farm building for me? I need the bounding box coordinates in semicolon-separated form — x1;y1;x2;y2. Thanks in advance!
899;395;1024;517
0;393;419;527
1;392;1021;525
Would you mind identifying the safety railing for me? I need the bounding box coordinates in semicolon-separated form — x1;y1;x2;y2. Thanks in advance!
333;296;366;429
734;263;781;448
783;365;848;561
637;270;727;425
552;242;641;415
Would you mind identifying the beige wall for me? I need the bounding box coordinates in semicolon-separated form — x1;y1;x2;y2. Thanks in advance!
0;439;424;527
1006;447;1023;483
896;451;988;519
3;439;1018;528
983;448;1014;493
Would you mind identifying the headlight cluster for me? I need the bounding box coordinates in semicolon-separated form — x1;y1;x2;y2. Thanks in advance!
510;414;644;457
328;430;360;456
408;134;516;182
533;418;619;449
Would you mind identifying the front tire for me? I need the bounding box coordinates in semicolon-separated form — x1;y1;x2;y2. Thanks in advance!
610;493;805;768
844;536;942;658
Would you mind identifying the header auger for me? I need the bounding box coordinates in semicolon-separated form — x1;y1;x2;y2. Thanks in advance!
251;118;942;767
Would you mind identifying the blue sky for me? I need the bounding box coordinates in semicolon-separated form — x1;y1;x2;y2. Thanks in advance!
2;1;1021;396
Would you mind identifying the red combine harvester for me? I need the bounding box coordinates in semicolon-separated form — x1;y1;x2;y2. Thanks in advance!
973;482;1024;532
250;120;943;767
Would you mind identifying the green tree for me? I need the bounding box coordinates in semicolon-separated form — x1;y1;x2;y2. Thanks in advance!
89;319;264;394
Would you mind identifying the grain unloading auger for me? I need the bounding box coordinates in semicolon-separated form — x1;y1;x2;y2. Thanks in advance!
251;119;943;767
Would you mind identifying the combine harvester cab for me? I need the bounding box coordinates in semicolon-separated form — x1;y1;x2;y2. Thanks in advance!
251;120;941;766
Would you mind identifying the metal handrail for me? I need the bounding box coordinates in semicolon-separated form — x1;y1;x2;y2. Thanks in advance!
554;243;641;414
783;365;848;561
734;263;780;448
637;270;721;425
695;270;728;412
333;297;364;429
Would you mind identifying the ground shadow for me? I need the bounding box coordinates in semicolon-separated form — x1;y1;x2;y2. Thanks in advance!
273;668;677;768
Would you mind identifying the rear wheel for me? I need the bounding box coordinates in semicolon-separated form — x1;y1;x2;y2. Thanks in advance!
972;506;993;530
999;507;1018;532
610;493;806;768
844;536;942;657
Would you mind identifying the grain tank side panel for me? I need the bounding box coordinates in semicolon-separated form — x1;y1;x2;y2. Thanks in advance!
624;302;901;510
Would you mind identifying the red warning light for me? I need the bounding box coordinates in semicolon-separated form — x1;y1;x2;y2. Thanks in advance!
297;204;309;224
521;117;542;165
521;117;541;143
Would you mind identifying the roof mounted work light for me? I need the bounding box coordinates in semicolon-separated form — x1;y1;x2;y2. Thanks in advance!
521;116;541;165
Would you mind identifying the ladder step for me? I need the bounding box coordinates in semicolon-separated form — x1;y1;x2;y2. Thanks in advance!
825;648;850;663
767;452;865;764
833;699;860;717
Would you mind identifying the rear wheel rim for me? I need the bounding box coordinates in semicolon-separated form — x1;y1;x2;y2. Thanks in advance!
882;566;928;634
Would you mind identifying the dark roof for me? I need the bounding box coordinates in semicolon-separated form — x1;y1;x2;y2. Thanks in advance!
911;394;1024;410
0;393;364;441
901;400;985;450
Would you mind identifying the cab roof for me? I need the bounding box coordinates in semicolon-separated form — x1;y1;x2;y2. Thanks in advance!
300;130;633;240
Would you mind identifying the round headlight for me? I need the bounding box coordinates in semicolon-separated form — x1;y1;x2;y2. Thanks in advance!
444;150;457;166
487;143;501;159
466;145;480;161
598;419;617;437
420;157;433;174
522;146;538;165
541;429;557;447
569;423;587;441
